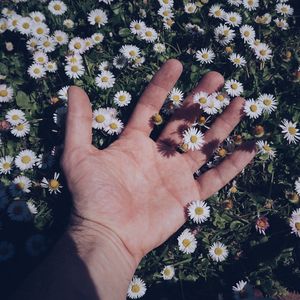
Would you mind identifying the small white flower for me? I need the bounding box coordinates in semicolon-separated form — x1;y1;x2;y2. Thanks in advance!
28;63;46;79
257;94;277;113
232;280;248;292
184;3;197;14
224;12;242;27
209;241;228;262
169;88;184;107
183;127;204;151
242;0;259;10
153;43;166;53
193;91;209;108
91;33;104;44
204;96;221;115
17;17;32;35
41;172;62;194
158;0;174;7
27;200;38;215
161;265;175;280
113;91;132;107
209;5;225;19
33;51;49;65
253;43;272;61
274;18;289;30
92;108;111;130
31;22;50;38
95;71;115;89
141;27;158;43
30;11;46;23
11;121;30;137
37;36;57;53
214;24;236;45
210;92;230;108
65;63;85;79
127;276;147;299
240;25;255;43
58;86;70;100
177;229;197;254
229;53;246;67
244;99;263;119
290;215;300;237
279;119;300;144
0;156;14;175
276;3;294;16
256;140;276;159
106;118;124;135
120;45;141;61
158;7;174;18
195;48;215;64
13;176;32;193
113;55;127;69
63;19;74;29
224;79;243;97
15;150;37;171
69;37;86;54
53;30;69;45
88;9;108;27
130;20;146;35
188;200;210;224
0;84;13;103
46;61;58;73
48;0;67;15
5;109;25;125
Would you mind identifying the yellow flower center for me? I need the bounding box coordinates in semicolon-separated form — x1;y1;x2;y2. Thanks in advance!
190;135;198;143
43;41;51;47
263;144;271;152
94;35;101;42
229;16;237;22
129;50;136;57
71;65;79;72
49;179;60;189
295;222;300;231
260;49;267;56
152;113;163;124
36;27;44;34
95;16;102;23
131;284;140;293
54;4;61;11
16;124;24;131
101;76;109;82
231;83;238;90
74;42;82;49
110;123;118;129
21;155;31;164
244;31;250;37
214;247;223;256
202;53;209;59
34;16;41;22
163;11;169;16
230;186;237;193
188;6;194;12
217;94;224;101
288;127;296;135
30;41;37;47
38;57;45;63
223;29;229;36
119;95;126;102
263;99;272;106
182;239;191;248
95;115;105;123
23;22;30;29
199;97;207;104
0;90;8;97
3;162;11;169
34;68;41;74
17;182;25;190
250;104;257;112
134;23;141;30
12;20;18;26
218;148;227;157
163;0;169;3
234;58;240;64
248;0;254;5
172;95;180;102
164;268;171;276
166;19;174;26
281;7;288;13
56;36;63;42
195;207;204;215
215;10;221;17
199;116;206;124
145;31;153;37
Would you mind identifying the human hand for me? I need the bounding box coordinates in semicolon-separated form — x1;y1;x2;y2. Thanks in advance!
61;59;256;297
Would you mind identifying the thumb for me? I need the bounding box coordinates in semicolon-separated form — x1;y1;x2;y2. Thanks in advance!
64;86;93;153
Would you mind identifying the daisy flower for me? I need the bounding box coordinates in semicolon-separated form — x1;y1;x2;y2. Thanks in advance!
31;22;50;38
132;56;145;68
113;91;132;107
256;140;276;159
120;45;141;61
58;86;70;100
253;43;272;61
193;91;209;108
13;175;32;193
11;122;30;137
68;37;86;54
211;92;230;108
187;200;210;224
17;17;32;35
92;108;111;130
214;24;236;46
113;55;127;69
257;93;277;113
130;20;146;35
127;276;147;299
153;43;166;53
98;61;109;72
65;63;85;79
48;1;67;16
41;172;62;194
243;99;263;119
274;18;289;30
37;36;57;53
279;119;300;144
227;0;242;6
224;79;243;97
208;5;225;19
84;38;94;51
26;37;39;52
183;127;204;151
292;208;300;219
7;201;32;222
209;242;228;262
27;200;38;215
184;3;197;14
163;18;175;30
240;25;255;43
0;156;14;175
204;96;221;115
30;11;46;23
232;280;248;293
242;0;259;10
91;33;104;44
66;54;83;65
0;241;14;262
95;71;115;89
33;51;48;65
28;63;46;79
106;118;124;135
7;15;21;32
289;215;300;237
53;30;69;45
169;87;184;107
195;48;215;64
295;178;300;196
229;53;246;67
158;7;174;19
276;3;294;16
46;61;58;73
88;9;108;27
0;84;13;102
161;265;175;280
225;12;242;27
177;229;197;254
255;216;270;235
15;149;37;171
158;0;174;7
63;19;74;29
141;27;158;43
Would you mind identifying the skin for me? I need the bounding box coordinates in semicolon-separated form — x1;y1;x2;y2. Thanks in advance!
13;59;256;300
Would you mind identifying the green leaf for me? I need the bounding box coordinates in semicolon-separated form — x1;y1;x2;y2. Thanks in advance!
16;91;31;109
118;28;131;37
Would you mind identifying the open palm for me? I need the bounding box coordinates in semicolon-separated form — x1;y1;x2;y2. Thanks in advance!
61;59;256;264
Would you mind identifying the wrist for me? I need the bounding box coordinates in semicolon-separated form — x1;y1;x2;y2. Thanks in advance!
67;216;139;300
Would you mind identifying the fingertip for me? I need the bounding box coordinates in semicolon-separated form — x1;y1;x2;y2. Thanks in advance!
205;71;225;89
165;58;183;74
67;86;92;115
